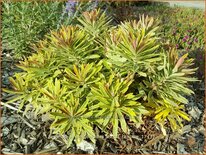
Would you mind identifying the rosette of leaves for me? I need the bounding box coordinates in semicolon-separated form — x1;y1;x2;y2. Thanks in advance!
16;50;58;79
49;93;95;147
90;74;148;139
105;15;162;76
63;62;103;96
144;48;197;104
153;99;190;132
3;75;67;116
46;25;101;65
3;73;42;115
77;9;112;45
138;48;197;133
24;76;95;146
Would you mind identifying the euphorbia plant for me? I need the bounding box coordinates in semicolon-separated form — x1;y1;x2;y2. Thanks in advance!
3;9;197;147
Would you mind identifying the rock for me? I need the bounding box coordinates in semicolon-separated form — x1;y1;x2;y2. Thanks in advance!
188;106;202;120
198;125;205;135
180;125;191;134
2;148;11;154
43;142;57;149
41;113;51;122
177;143;189;154
2;127;10;135
6;54;11;57
76;140;95;154
19;137;28;145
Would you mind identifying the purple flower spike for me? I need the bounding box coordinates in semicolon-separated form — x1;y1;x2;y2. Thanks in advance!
194;38;198;42
93;0;98;9
57;0;78;29
66;0;77;14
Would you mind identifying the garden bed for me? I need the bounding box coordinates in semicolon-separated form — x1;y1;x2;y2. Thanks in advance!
1;1;205;154
1;57;204;154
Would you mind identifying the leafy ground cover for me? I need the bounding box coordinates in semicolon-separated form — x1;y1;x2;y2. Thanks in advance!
1;1;205;154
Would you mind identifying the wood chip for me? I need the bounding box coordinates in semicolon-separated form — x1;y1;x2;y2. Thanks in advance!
1;116;18;126
1;102;23;113
141;134;165;148
18;115;36;130
34;147;58;154
187;136;196;148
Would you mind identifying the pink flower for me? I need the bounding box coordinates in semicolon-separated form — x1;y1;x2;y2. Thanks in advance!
176;44;179;48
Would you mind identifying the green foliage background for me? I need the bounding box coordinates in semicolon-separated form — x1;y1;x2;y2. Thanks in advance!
2;1;64;58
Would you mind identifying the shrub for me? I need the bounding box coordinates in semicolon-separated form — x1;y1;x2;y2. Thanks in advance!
3;10;197;147
110;4;204;80
2;1;64;58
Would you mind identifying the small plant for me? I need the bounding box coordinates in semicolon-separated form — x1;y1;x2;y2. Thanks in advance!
90;74;148;139
4;9;197;147
139;49;197;133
